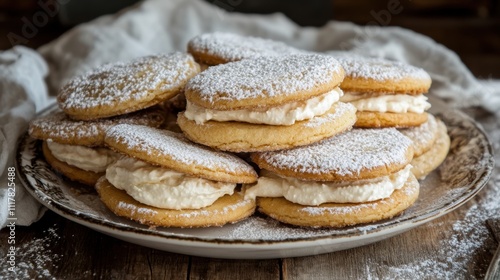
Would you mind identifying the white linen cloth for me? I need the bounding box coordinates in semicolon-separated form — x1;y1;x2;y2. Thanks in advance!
0;0;499;228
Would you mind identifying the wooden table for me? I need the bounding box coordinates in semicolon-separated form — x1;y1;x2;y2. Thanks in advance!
1;107;499;279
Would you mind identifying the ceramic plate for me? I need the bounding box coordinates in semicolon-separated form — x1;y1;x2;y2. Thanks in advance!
17;99;494;259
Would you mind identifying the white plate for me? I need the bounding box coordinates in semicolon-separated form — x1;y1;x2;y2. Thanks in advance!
17;100;494;259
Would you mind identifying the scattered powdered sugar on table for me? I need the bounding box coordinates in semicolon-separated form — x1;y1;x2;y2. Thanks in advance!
330;53;431;82
186;54;343;105
257;128;412;176
0;226;61;279
105;124;255;174
58;52;196;110
377;113;500;279
187;32;305;63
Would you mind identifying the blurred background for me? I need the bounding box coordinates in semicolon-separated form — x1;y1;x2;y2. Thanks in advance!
0;0;499;78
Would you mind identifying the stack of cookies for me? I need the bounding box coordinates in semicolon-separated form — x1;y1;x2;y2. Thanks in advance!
29;53;199;186
28;32;450;229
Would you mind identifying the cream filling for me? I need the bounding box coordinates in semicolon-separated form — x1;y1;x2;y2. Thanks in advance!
46;140;119;173
105;157;235;209
340;93;430;113
244;165;412;205
184;87;343;125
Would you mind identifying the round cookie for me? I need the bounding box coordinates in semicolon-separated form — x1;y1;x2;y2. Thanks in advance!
399;113;439;157
96;178;255;228
410;119;450;179
29;107;165;147
256;173;419;228
185;54;345;110
187;32;303;67
104;124;258;183
246;128;418;228
57;53;200;120
178;102;356;152
332;54;431;94
180;53;354;152
42;141;103;186
355;111;428;128
332;54;432;128
251;128;414;181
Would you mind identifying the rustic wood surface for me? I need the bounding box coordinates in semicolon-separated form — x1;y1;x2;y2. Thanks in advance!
1;107;498;280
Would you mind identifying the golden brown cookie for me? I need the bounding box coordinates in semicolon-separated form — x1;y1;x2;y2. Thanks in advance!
246;128;418;228
29;107;165;147
399;113;439;157
100;124;257;227
251;128;414;181
96;178;256;228
57;53;200;120
178;102;356;152
42;141;103;186
354;111;428;128
256;174;419;228
179;53;355;152
332;54;432;128
185;54;345;110
410;119;450;179
104;124;257;183
187;32;304;66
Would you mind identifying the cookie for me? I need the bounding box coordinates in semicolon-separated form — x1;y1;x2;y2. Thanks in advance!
178;102;356;152
333;54;432;128
101;124;258;227
29;107;165;147
42;141;104;186
96;178;255;228
246;128;418;228
400;114;439;157
255;174;419;228
178;54;356;152
57;53;200;120
29;108;163;186
408;119;450;179
251;128;414;181
187;32;303;67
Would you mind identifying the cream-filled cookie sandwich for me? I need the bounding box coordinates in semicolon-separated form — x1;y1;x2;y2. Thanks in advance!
28;108;165;186
57;52;200;120
187;32;304;69
97;124;258;228
332;54;432;128
246;128;419;228
177;54;357;152
400;114;450;179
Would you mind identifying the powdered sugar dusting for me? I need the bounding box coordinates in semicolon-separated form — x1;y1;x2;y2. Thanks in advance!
188;32;304;63
400;114;439;155
257;128;412;176
117;201;158;216
177;197;253;218
105;124;255;174
186;54;343;105
330;53;431;82
28;108;165;146
58;52;197;110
